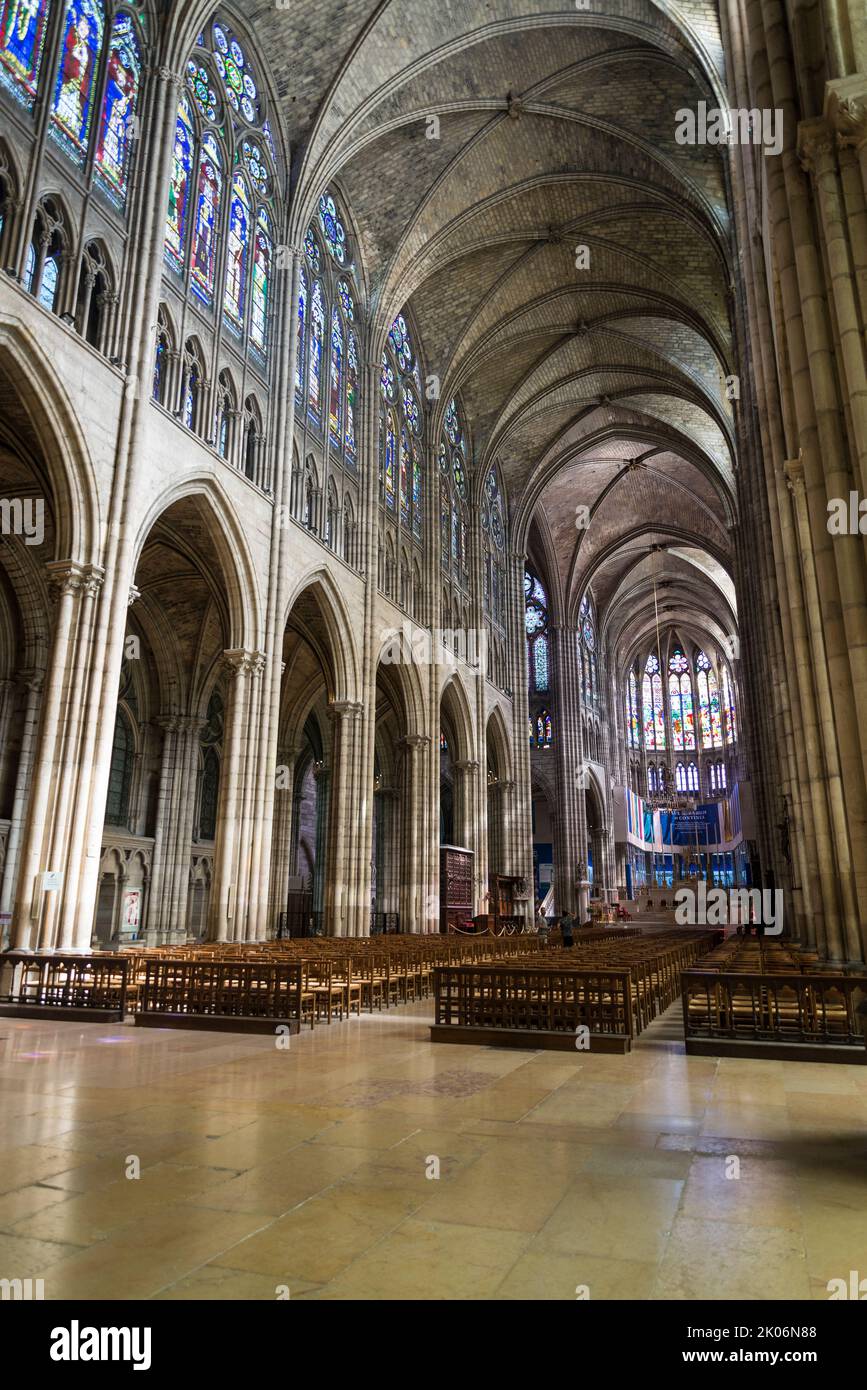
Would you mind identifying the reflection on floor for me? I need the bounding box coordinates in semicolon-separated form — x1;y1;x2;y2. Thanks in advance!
0;999;865;1300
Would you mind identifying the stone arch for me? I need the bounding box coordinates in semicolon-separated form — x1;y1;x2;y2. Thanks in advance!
0;317;101;564
133;476;262;655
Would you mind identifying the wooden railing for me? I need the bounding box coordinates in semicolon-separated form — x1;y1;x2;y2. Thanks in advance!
0;952;129;1019
682;969;867;1050
135;956;305;1031
433;963;634;1048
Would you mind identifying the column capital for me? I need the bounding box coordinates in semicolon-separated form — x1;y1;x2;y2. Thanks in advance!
45;561;104;601
453;758;480;773
400;733;431;751
327;699;363;722
15;667;45;693
783;455;806;493
824;78;867;150
797;117;836;175
223;648;267;677
128;584;141;608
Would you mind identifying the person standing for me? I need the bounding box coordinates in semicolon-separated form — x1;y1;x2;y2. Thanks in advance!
560;911;575;947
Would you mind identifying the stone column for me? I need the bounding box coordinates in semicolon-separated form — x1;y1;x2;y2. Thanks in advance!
12;564;103;952
398;733;430;931
504;550;533;919
267;745;299;936
0;672;43;923
145;715;204;943
208;650;265;942
324;700;364;936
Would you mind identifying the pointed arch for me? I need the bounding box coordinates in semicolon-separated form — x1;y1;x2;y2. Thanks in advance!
0;317;101;563
132;476;263;652
282;567;360;704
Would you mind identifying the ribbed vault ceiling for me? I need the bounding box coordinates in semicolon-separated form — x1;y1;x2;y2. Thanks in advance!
239;0;739;655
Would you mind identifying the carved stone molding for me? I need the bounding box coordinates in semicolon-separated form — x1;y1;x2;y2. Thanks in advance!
45;561;104;603
223;648;267;678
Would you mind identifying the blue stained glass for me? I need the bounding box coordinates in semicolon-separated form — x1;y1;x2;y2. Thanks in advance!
380;354;396;402
308;279;324;421
187;59;217;121
399;426;410;524
384;410;396;509
345;330;358;461
445;398;460;445
329;307;343;448
166;95;194;273
338;278;354;321
303;229;320;273
38;254;58;310
250;208;270;353
51;0;104;165
95;13;141;205
402;384;420;434
0;0;50;107
412;440;422;538
295;266;306;400
190;132;222;305
318;192;346;265
223;174;250;329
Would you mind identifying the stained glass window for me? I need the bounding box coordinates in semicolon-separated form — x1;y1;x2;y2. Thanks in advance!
687;762;699;791
223;173;250;329
328;306;343;448
295;266;306;400
184;358;199;429
187;59;217;121
38;253;58;311
675;763;686;792
105;709;133;826
525;569;549;694
445;398;460;446
453;454;466;498
242;140;267;196
93;11;140;204
337;278;354;322
345;330;358;462
379;353;396;403
708;669;722;747
628;669;639;747
411;438;422;538
51;0;104;164
402;384;420;434
190;132;222;305
722;665;737;744
669;666;696;753
153;334;166;402
303;229;320;273
389;314;413;371
166;96;194;274
399;426;410;525
307;279;324;420
384;409;396;509
0;0;50;107
439;441;448;474
318;192;346;265
642;654;664;750
440;483;449;565
250;208;270;352
212;22;258;124
537;711;552;748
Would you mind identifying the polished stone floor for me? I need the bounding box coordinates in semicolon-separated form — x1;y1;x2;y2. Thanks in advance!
1;1001;866;1300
